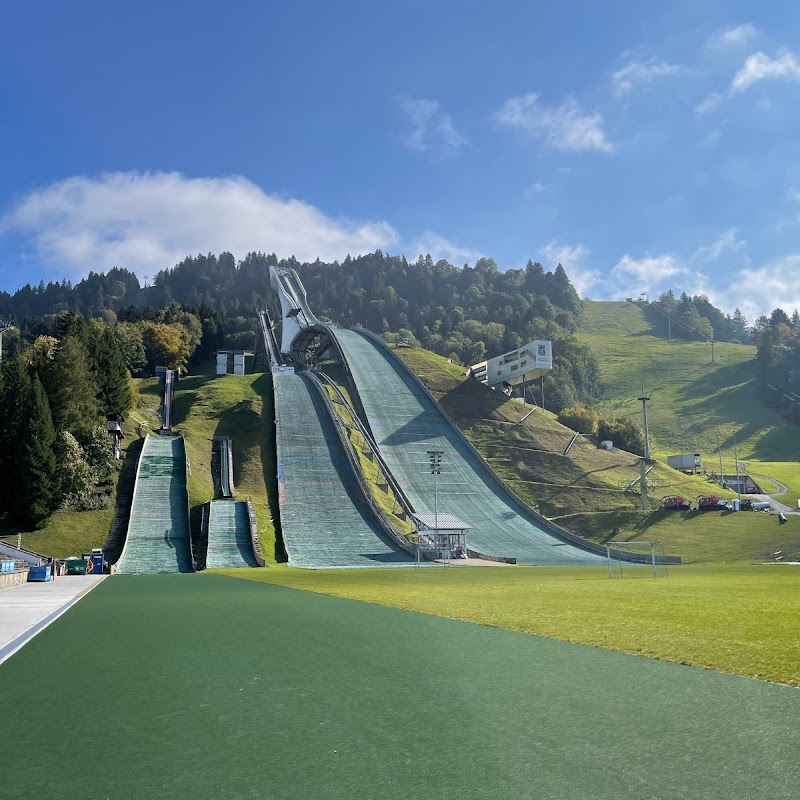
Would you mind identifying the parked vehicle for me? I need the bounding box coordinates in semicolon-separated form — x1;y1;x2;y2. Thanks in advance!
737;498;771;512
696;495;728;510
661;495;690;510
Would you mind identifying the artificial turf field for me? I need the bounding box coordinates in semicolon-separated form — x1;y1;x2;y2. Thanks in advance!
2;574;799;799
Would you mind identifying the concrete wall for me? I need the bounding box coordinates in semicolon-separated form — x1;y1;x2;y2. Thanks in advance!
0;570;28;590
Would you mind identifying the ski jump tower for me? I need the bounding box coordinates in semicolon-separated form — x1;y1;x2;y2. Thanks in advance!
270;266;321;355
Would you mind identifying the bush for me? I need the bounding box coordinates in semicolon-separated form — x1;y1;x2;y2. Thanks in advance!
596;416;646;456
557;403;598;434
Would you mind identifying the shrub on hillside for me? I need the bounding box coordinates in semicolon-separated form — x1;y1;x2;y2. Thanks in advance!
596;416;646;456
557;404;598;434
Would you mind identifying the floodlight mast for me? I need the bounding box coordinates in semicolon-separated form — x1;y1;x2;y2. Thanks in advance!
427;450;443;537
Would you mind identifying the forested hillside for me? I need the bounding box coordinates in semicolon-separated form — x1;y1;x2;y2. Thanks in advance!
1;251;599;412
1;250;797;424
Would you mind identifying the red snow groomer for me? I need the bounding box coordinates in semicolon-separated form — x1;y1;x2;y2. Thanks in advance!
696;495;728;510
661;495;690;510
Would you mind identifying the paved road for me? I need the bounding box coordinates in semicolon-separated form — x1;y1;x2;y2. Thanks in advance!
0;575;105;665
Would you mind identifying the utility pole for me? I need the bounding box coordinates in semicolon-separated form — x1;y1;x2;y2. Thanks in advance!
710;339;716;364
667;316;671;339
717;427;724;487
0;321;13;364
639;457;649;511
733;431;742;504
638;391;651;460
541;375;545;412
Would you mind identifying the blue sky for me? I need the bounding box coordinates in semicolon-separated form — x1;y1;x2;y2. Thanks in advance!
2;0;800;320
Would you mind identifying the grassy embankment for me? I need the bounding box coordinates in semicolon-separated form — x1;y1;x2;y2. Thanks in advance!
171;367;282;564
394;345;724;512
577;300;800;459
0;377;163;559
218;563;800;686
390;344;800;561
317;378;415;538
577;300;800;511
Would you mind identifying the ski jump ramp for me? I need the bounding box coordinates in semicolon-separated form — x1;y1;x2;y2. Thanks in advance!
333;330;611;566
273;370;413;568
268;266;678;567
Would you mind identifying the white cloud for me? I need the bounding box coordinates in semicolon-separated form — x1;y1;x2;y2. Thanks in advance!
730;255;800;319
609;253;687;299
611;59;682;96
539;240;601;297
0;172;400;280
695;90;723;114
524;181;546;197
706;23;758;52
700;254;800;320
411;231;483;265
690;228;748;266
400;98;466;154
730;49;800;95
494;93;612;153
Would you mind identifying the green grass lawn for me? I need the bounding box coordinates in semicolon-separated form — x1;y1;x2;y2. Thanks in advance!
3;573;799;799
556;507;800;563
746;460;800;507
219;563;800;686
577;300;800;460
172;370;282;563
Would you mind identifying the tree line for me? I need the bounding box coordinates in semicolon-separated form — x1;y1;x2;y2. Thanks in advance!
2;251;600;413
753;308;800;423
0;312;133;529
644;291;753;343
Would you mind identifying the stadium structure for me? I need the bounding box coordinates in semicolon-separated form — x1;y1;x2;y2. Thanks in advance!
113;267;679;573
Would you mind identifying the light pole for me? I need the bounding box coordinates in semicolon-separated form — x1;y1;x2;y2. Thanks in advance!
427;450;443;540
733;430;742;504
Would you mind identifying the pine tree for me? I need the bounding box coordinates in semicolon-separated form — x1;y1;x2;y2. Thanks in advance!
94;327;133;415
18;374;59;528
0;356;31;515
44;336;102;438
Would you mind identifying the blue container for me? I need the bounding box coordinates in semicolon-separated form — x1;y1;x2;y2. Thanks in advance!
27;564;52;582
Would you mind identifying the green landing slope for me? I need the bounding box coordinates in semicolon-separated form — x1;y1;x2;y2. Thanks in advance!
205;500;260;568
2;574;798;799
335;329;610;565
115;435;193;574
273;371;413;568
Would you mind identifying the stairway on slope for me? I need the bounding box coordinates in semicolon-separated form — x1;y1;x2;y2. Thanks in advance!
206;500;260;569
115;435;194;574
273;371;413;568
333;330;608;566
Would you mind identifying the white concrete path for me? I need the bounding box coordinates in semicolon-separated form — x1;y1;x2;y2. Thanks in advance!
0;575;105;666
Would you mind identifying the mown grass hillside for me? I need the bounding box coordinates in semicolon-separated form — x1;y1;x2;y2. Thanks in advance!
171;368;282;564
392;344;800;562
577;300;800;461
393;346;724;518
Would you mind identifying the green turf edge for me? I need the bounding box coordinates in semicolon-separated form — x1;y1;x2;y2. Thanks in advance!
211;563;800;687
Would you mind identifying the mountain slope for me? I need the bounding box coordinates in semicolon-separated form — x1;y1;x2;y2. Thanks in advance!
576;300;800;461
